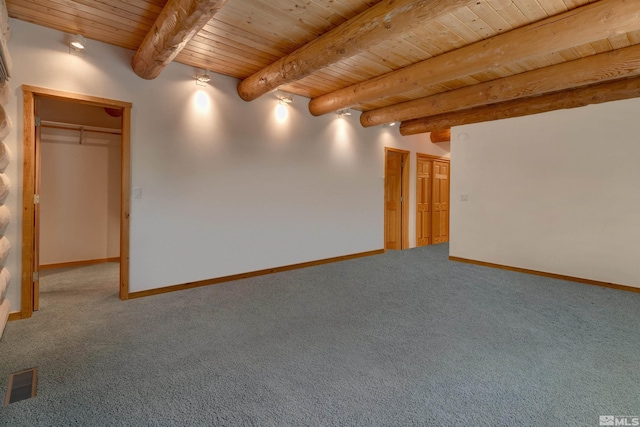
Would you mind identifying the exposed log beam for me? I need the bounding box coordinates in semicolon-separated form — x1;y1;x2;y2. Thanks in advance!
132;0;228;80
360;43;640;127
400;77;640;136
429;130;450;143
309;0;640;116
237;0;477;102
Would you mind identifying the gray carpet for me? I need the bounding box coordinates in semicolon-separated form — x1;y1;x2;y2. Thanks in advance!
0;244;638;426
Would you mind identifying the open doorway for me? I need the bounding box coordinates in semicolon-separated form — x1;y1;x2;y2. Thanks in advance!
20;86;131;319
37;98;121;309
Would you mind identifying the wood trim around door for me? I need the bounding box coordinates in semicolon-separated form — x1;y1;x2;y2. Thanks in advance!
416;153;450;162
120;106;131;300
20;85;132;318
21;90;36;318
384;147;410;249
401;151;409;249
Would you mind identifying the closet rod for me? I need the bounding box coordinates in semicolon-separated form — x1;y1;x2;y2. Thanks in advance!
40;120;122;135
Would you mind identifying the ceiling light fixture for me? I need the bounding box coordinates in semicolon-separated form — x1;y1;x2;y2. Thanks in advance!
69;34;86;56
336;109;352;117
196;70;211;86
278;95;293;105
275;94;293;121
383;122;397;127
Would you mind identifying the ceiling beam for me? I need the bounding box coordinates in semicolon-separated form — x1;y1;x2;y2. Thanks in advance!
132;0;228;80
309;0;640;116
360;43;640;127
236;0;477;102
429;130;450;143
400;76;640;136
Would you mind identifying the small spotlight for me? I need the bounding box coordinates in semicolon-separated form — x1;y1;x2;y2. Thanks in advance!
336;109;352;117
278;95;293;105
70;34;85;50
196;71;211;86
275;94;292;121
383;122;397;127
69;34;86;56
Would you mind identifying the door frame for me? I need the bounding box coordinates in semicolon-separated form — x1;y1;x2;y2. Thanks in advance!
20;85;132;319
415;153;450;246
384;147;410;249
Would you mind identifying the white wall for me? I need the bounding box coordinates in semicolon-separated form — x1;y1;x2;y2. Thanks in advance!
450;99;640;288
4;19;447;310
39;127;121;265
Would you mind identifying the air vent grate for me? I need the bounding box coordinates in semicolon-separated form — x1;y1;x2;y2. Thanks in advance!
4;368;37;405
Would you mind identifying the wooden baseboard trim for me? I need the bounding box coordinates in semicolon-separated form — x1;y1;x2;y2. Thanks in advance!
8;312;23;321
39;257;121;271
128;249;385;300
449;256;640;294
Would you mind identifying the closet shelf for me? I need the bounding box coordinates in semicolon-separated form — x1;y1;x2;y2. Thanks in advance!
40;120;122;135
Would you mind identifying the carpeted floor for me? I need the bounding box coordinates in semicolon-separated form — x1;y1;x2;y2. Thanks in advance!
0;244;638;426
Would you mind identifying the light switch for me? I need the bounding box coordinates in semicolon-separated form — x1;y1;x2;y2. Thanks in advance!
133;187;142;199
460;194;468;202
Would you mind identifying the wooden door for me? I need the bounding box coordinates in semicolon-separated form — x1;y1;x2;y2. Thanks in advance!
432;160;450;243
416;156;432;247
385;150;404;250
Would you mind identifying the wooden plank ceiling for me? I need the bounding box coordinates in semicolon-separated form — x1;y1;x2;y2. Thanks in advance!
7;0;640;135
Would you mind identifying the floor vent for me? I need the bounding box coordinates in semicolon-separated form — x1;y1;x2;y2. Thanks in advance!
4;368;38;405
